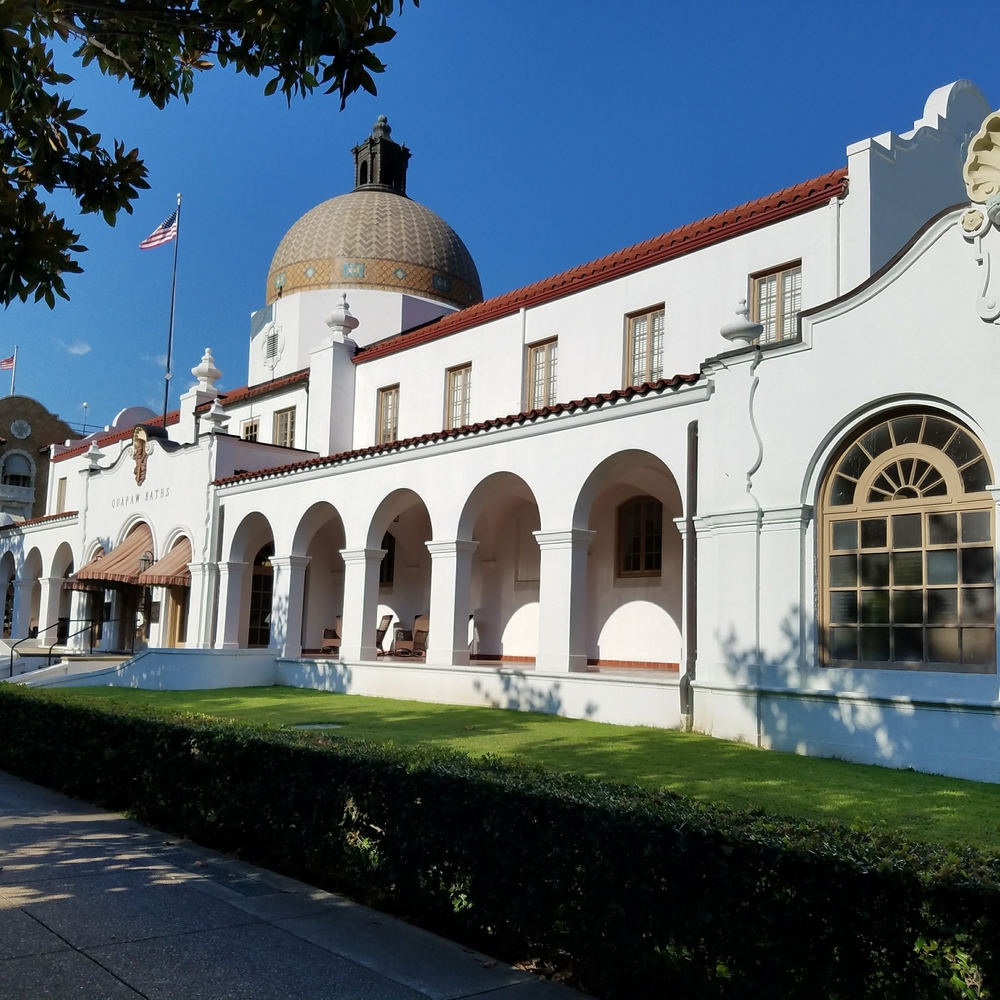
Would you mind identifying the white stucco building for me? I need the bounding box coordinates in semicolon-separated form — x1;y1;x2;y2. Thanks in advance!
7;85;1000;781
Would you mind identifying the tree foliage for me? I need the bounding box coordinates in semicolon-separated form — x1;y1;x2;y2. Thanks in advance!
0;0;415;306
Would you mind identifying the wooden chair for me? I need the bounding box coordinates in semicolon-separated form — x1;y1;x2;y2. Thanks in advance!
375;614;393;656
320;616;343;655
392;614;429;656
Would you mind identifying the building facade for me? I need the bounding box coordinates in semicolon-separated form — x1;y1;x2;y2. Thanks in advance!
6;84;1000;781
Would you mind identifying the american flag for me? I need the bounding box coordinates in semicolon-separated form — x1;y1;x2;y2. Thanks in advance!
139;210;178;250
0;355;15;371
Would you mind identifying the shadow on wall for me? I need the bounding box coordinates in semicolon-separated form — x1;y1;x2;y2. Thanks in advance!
717;607;1000;779
471;670;598;720
280;659;354;694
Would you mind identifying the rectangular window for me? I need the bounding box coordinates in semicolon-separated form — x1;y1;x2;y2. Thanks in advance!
626;307;665;387
377;385;399;445
527;339;558;410
446;364;472;430
272;407;295;448
55;477;67;514
618;497;663;577
752;262;802;344
241;418;259;442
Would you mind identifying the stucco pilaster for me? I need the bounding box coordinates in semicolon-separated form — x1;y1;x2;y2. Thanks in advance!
339;547;386;661
533;528;595;672
425;539;478;666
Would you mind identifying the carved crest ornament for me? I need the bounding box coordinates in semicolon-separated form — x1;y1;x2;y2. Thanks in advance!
132;426;150;486
961;112;1000;322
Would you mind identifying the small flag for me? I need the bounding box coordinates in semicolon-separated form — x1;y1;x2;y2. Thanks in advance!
0;355;15;371
140;210;178;250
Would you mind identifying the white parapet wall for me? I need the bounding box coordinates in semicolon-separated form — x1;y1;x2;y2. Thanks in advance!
15;648;280;691
278;659;682;729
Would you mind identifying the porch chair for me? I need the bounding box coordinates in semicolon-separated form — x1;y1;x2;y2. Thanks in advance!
375;614;394;656
320;616;343;655
392;614;429;657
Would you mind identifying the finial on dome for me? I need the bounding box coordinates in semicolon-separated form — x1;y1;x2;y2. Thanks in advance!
325;293;360;347
720;299;764;348
191;348;222;395
352;116;410;195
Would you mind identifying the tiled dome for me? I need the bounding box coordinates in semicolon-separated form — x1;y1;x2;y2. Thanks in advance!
266;189;483;309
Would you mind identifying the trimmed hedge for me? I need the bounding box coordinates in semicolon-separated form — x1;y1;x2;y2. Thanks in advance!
1;686;999;998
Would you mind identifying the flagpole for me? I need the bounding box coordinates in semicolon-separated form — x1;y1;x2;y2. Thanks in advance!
9;347;17;396
162;193;182;424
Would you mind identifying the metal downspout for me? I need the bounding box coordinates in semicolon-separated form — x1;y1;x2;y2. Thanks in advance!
680;419;698;729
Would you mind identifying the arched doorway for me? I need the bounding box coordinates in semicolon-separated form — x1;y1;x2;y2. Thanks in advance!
575;450;683;669
292;502;346;654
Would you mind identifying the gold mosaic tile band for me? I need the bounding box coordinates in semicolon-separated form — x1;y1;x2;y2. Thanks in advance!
266;256;482;309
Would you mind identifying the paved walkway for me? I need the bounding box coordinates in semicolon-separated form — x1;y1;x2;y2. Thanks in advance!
0;771;571;999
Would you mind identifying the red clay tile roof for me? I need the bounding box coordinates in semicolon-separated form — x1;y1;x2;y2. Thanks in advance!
194;368;310;413
214;373;701;487
52;412;180;463
0;511;78;531
355;168;848;364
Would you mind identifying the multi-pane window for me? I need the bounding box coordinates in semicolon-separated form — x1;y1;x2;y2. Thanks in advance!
55;477;67;514
618;496;663;577
528;339;558;410
247;543;274;648
377;385;399;445
241;418;259;442
822;413;995;671
272;408;295;448
379;531;396;587
446;364;472;430
626;308;665;387
752;262;801;344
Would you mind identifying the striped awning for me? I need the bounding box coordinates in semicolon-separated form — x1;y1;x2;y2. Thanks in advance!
70;523;153;587
136;537;191;588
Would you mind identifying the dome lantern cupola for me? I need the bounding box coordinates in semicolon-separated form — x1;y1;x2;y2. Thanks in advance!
352;116;410;195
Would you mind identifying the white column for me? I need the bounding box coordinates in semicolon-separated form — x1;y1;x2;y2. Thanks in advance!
36;577;63;644
11;579;34;640
186;561;216;649
216;561;247;649
67;589;92;651
533;528;595;673
269;555;311;658
339;547;385;662
425;540;479;666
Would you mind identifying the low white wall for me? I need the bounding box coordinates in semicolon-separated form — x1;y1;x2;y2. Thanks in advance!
694;681;1000;783
278;659;683;729
19;648;279;691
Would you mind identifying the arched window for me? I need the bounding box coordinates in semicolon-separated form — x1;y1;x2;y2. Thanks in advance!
359;160;369;185
821;412;995;671
617;496;662;577
248;543;274;648
379;531;395;587
2;453;32;489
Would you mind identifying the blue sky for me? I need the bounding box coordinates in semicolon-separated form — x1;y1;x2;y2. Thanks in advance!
5;1;998;431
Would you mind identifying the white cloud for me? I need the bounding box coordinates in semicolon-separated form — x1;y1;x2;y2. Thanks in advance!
65;340;91;356
140;354;168;367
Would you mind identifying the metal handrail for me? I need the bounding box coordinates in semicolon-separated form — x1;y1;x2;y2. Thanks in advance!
46;621;99;669
9;617;99;678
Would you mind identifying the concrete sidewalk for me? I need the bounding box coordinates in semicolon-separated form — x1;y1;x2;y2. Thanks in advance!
0;771;571;999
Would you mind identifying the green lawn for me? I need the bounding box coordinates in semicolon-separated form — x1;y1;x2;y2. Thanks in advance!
59;685;1000;851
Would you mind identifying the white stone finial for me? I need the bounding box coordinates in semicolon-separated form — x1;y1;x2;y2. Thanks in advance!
720;299;764;348
199;398;230;435
325;293;360;345
191;348;222;393
85;441;105;471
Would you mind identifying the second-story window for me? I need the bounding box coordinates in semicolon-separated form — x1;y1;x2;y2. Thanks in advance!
752;261;801;343
377;385;399;445
618;496;663;577
55;477;67;514
273;407;295;448
626;307;665;387
241;418;259;442
528;339;558;410
446;364;472;430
